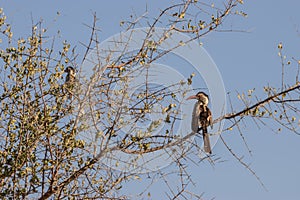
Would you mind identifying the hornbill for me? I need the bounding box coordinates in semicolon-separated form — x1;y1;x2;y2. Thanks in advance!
64;66;76;99
187;92;212;154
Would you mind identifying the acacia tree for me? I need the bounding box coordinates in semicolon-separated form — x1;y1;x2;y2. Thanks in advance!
0;1;299;199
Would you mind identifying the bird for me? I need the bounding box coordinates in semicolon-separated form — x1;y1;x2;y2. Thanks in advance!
64;66;76;99
186;91;213;154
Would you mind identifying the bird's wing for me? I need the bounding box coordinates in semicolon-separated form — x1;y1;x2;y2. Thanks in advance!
207;107;213;129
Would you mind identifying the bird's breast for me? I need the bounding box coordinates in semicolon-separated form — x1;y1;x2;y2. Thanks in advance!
191;102;201;132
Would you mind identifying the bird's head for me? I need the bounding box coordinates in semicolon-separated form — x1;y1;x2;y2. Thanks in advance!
64;66;76;76
186;91;209;105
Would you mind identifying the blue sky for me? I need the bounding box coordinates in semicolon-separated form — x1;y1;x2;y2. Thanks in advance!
1;0;300;199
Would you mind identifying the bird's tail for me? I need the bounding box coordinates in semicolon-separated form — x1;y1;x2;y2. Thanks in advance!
202;128;212;154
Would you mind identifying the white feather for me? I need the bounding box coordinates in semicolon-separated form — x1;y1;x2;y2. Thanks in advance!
191;101;201;132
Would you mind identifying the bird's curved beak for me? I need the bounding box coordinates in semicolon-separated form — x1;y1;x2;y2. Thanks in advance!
186;95;197;100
